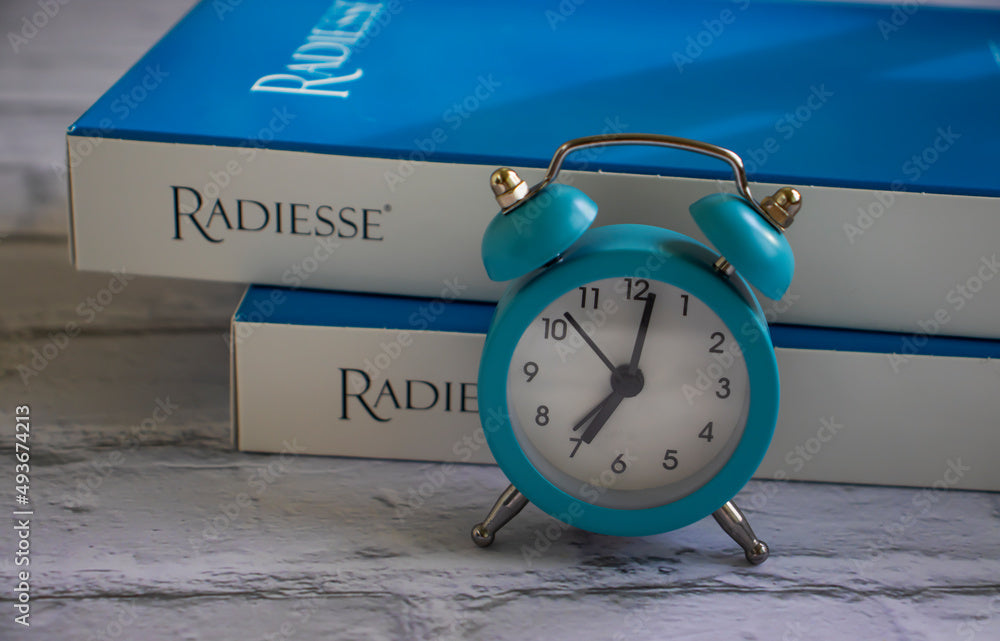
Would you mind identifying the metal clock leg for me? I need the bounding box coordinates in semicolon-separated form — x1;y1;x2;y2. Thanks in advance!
471;485;529;547
712;500;770;565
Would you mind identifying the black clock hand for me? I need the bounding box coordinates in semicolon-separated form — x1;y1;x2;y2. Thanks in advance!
563;312;617;375
567;294;655;455
569;390;621;458
571;391;615;432
579;391;625;445
627;293;656;375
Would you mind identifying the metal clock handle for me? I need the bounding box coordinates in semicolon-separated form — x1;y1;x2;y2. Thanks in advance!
543;133;757;208
493;133;802;230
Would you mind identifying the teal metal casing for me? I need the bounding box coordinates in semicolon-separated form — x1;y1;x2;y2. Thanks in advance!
690;193;794;300
478;225;780;536
481;184;598;282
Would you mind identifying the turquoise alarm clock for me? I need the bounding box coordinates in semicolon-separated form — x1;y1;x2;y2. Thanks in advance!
470;134;804;564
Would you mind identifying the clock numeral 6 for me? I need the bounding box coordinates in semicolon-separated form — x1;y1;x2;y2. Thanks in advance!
662;449;679;470
523;361;539;382
535;405;550;426
716;378;731;399
541;317;568;340
611;453;628;474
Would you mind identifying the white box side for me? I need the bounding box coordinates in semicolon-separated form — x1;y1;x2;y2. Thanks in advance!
759;348;1000;490
72;136;1000;338
233;316;1000;491
234;320;492;464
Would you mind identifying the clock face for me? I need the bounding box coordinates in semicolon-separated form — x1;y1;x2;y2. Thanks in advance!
506;276;750;510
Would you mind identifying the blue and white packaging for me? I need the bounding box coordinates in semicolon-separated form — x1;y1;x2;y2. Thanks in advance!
230;286;1000;491
69;0;1000;337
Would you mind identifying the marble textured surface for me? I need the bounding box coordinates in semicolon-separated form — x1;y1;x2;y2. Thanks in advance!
1;239;999;641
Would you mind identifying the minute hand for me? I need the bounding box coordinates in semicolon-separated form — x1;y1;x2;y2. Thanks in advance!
628;293;656;375
579;391;625;445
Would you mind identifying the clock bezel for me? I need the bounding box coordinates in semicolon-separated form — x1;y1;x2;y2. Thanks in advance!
478;224;780;536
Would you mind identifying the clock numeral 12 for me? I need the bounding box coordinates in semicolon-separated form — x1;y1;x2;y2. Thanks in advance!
578;286;599;309
623;278;650;300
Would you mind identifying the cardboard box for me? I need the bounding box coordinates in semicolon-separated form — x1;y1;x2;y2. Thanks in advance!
231;286;1000;491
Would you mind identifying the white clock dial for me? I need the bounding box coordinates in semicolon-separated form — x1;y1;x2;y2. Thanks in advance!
506;277;750;510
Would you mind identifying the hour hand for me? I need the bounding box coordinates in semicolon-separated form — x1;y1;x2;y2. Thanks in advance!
579;392;624;445
571;391;615;432
569;390;624;457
